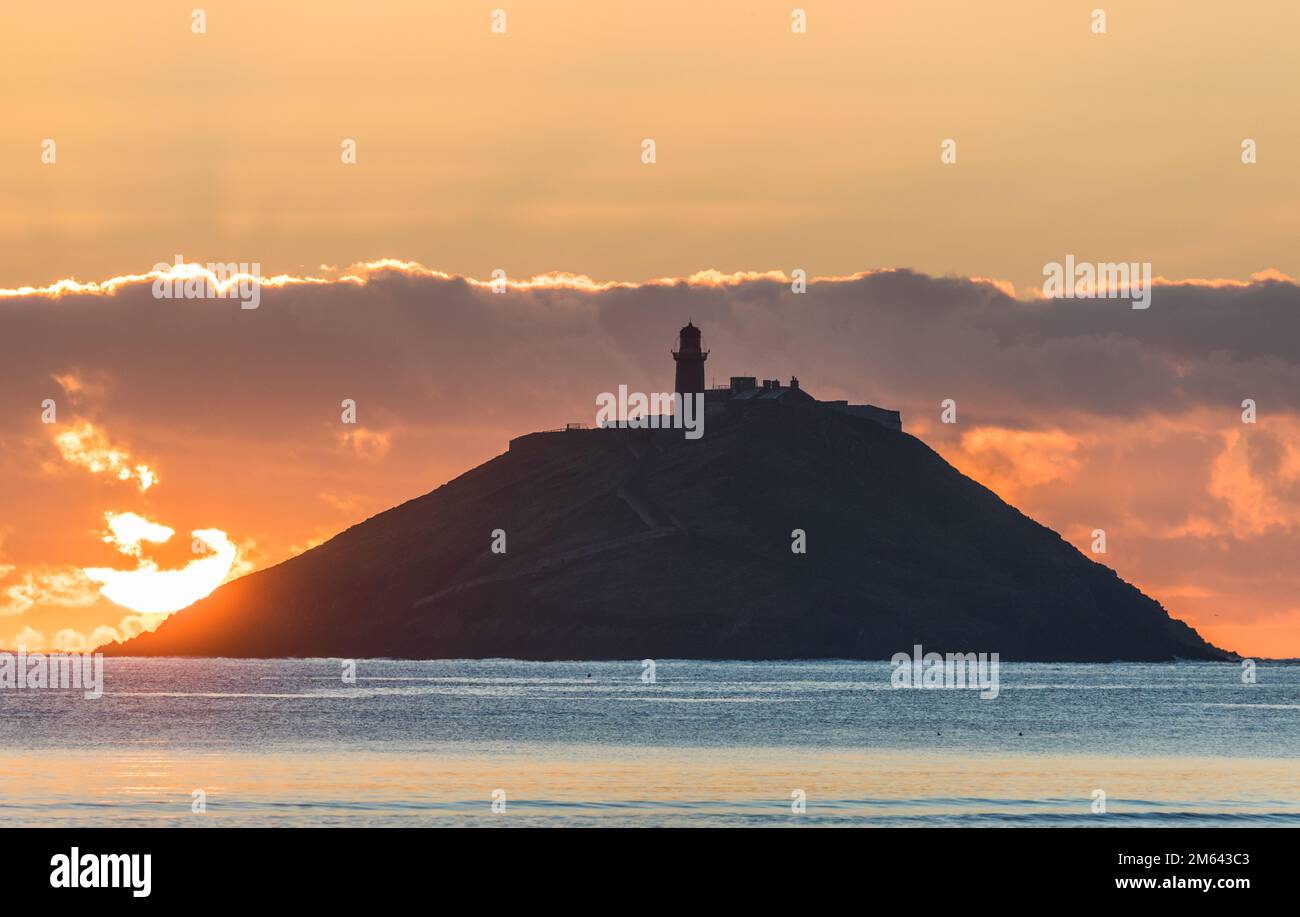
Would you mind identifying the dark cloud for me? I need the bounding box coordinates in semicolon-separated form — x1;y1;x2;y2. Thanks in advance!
4;268;1297;441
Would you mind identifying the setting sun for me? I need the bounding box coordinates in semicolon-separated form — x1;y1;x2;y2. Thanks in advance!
83;514;236;615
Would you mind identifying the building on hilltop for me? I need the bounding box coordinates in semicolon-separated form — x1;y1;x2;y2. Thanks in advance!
514;321;902;449
674;323;901;432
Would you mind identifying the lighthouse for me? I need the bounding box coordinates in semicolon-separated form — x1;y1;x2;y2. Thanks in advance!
672;321;709;397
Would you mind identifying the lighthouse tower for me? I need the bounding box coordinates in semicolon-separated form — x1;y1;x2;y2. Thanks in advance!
672;321;709;396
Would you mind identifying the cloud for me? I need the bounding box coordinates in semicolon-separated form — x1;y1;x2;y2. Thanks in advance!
946;428;1082;501
51;421;157;491
339;427;391;459
13;261;1296;439
100;511;173;558
0;565;100;617
52;628;88;652
116;613;167;642
50;624;126;653
51;371;106;402
10;626;44;651
1208;422;1300;538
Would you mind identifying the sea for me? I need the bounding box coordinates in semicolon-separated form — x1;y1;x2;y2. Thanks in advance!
1;658;1296;827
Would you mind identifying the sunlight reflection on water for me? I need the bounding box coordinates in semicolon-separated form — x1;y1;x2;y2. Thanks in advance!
0;658;1296;826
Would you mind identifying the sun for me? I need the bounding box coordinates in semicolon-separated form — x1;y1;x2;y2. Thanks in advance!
82;512;237;614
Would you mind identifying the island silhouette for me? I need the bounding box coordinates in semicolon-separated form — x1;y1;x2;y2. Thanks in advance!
102;324;1230;662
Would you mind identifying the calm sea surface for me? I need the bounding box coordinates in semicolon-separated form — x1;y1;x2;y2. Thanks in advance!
1;658;1297;826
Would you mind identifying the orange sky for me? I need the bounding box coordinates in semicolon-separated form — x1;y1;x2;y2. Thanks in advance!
2;2;1299;656
2;1;1297;293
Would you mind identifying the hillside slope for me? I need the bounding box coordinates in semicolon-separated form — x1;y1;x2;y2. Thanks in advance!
103;405;1229;661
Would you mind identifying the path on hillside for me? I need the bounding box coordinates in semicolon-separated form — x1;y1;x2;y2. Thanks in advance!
412;438;683;610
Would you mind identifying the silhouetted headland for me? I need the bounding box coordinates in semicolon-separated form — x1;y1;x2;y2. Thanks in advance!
103;324;1230;662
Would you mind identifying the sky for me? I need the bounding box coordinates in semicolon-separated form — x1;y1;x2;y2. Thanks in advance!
1;2;1298;656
